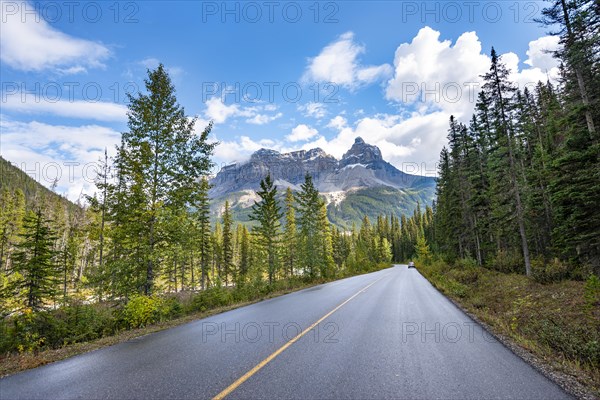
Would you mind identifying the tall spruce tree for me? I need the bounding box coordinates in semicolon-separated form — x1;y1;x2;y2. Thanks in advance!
249;174;282;285
222;201;234;285
9;208;59;311
282;187;298;278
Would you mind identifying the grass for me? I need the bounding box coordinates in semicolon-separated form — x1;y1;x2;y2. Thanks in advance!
418;259;600;398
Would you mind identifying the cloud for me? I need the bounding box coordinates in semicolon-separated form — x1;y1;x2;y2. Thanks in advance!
2;92;128;122
1;1;110;73
0;116;121;200
246;112;282;125
203;97;281;125
204;97;248;124
386;27;562;117
286;124;319;142
298;102;327;119
524;36;561;71
326;115;347;130
502;52;560;92
386;27;490;116
212;135;280;166
303;32;392;89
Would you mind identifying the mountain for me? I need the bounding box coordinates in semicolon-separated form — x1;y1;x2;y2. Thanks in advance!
209;138;436;229
0;156;79;211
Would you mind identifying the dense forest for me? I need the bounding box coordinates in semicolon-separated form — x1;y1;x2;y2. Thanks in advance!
435;0;599;278
0;0;597;358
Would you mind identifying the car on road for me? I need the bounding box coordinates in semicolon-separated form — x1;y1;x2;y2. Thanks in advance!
408;261;416;268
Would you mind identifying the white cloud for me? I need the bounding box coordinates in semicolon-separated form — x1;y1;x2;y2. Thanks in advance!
298;102;327;119
0;116;121;200
326;115;347;130
246;112;282;125
1;0;110;73
2;92;127;122
212;135;280;166
204;97;281;125
204;97;247;124
502;52;560;92
525;36;561;71
303;32;392;89
386;27;562;117
286;124;319;142
386;27;490;116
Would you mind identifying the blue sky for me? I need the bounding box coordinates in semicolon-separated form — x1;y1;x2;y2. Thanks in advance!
1;0;562;200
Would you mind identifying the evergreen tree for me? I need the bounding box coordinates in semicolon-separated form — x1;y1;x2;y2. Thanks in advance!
193;177;212;289
249;174;282;285
222;201;234;285
282;187;298;278
8;208;60;311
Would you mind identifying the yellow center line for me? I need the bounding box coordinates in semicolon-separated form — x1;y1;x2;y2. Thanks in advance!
212;275;386;400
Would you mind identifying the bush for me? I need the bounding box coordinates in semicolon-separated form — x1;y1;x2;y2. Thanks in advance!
490;249;524;273
584;274;600;307
447;268;479;285
531;257;570;283
190;286;233;312
124;295;171;328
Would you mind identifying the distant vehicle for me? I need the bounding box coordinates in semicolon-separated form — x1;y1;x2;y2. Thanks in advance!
408;261;416;268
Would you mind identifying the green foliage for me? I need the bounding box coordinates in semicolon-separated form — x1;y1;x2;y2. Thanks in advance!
531;257;571;284
7;208;60;311
584;274;600;312
124;295;171;329
414;235;432;265
190;286;234;312
249;174;282;285
490;249;523;274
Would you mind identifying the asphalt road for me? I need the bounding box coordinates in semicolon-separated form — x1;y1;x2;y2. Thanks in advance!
1;265;571;399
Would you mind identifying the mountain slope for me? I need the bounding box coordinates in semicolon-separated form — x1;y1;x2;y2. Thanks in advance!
210;138;436;228
0;156;79;211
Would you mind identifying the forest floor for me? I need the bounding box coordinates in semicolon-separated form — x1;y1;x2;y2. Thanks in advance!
418;262;600;399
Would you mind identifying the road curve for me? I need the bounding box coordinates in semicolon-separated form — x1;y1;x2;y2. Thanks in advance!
0;266;571;399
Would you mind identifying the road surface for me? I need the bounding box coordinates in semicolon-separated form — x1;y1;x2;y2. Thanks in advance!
0;265;571;399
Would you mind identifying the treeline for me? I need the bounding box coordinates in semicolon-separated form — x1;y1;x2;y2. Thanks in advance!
434;0;599;279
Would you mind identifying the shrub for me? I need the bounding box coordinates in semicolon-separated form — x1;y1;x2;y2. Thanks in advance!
531;257;571;283
447;268;479;285
190;286;233;312
124;295;170;328
491;249;524;274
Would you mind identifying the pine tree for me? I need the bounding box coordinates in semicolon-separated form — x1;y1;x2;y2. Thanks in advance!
317;202;335;278
9;208;60;311
282;187;298;278
295;174;323;278
249;174;282;285
222;201;234;286
414;235;432;265
195;177;212;289
237;225;250;283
